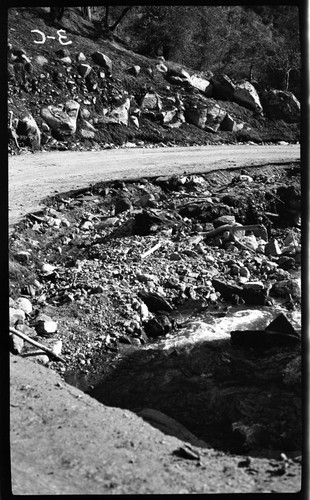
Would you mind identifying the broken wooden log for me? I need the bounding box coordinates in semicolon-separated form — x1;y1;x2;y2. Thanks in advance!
9;327;66;363
141;242;162;259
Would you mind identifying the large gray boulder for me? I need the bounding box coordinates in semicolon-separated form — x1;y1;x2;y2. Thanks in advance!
141;92;162;111
220;113;244;132
91;51;112;76
78;63;92;78
166;67;191;87
190;74;212;95
210;74;235;100
184;103;226;132
261;90;300;122
41;100;80;135
97;98;130;126
17;112;41;150
233;81;263;113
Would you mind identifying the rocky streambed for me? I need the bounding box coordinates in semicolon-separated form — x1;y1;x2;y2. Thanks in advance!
9;161;302;456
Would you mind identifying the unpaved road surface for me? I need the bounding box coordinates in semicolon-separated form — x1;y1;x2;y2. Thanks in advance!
9;144;300;230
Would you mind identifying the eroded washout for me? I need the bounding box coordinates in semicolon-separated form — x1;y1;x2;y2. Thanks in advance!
9;162;301;456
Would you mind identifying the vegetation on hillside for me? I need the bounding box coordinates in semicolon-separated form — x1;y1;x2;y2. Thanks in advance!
67;5;301;98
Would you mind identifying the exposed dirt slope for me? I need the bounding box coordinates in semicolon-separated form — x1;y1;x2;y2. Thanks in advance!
8;7;299;155
10;355;301;495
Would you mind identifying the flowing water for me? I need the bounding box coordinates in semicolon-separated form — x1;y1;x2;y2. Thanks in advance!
148;304;301;351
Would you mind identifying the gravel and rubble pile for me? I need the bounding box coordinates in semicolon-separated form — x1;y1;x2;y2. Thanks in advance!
9;163;301;387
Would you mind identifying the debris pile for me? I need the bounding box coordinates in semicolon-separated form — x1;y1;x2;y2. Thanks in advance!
9;164;301;383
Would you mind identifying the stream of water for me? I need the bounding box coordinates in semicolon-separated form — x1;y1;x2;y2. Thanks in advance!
149;304;301;351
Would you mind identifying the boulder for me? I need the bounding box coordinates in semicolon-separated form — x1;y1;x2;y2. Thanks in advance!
166;67;191;86
233;81;263;112
98;98;130;126
55;48;70;58
156;63;168;73
41;100;80;135
210;74;235;100
13;250;31;263
115;196;132;215
129;115;139;128
15;297;32;315
79;108;91;120
144;314;174;337
80;129;95;139
220;113;244;132
138;291;173;312
260;90;300;122
17;113;41;150
184;103;226;132
141;92;162;111
91;51;112;76
77;52;86;62
190;74;212;95
35;315;58;337
10;334;24;355
128;65;140;76
60;56;72;65
79;119;96;132
34;55;48;66
78;63;92;78
10;308;25;326
270;278;301;300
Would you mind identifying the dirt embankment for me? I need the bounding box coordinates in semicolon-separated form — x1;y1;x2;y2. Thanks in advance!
10;355;302;495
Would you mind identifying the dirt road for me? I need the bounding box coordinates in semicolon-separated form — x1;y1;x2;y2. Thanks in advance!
9;144;300;230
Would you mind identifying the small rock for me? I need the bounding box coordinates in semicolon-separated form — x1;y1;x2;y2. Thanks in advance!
213;215;236;228
10;321;24;355
239;174;253;183
270;278;301;299
35;316;58;337
265;238;282;257
15;297;32;314
277;256;295;270
80;220;93;231
41;263;56;275
115;197;132;215
144;314;173;337
172;445;200;461
169;253;182;261
36;354;50;366
128;65;140;76
52;340;63;356
239;267;250;279
10;308;25;326
265;313;299;337
14;251;31;263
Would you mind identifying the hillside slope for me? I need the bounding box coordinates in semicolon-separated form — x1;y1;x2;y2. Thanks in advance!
8;7;300;155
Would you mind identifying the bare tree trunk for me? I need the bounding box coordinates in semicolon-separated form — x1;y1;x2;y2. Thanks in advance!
285;68;291;92
81;7;92;21
249;63;254;83
109;6;132;32
103;6;109;29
